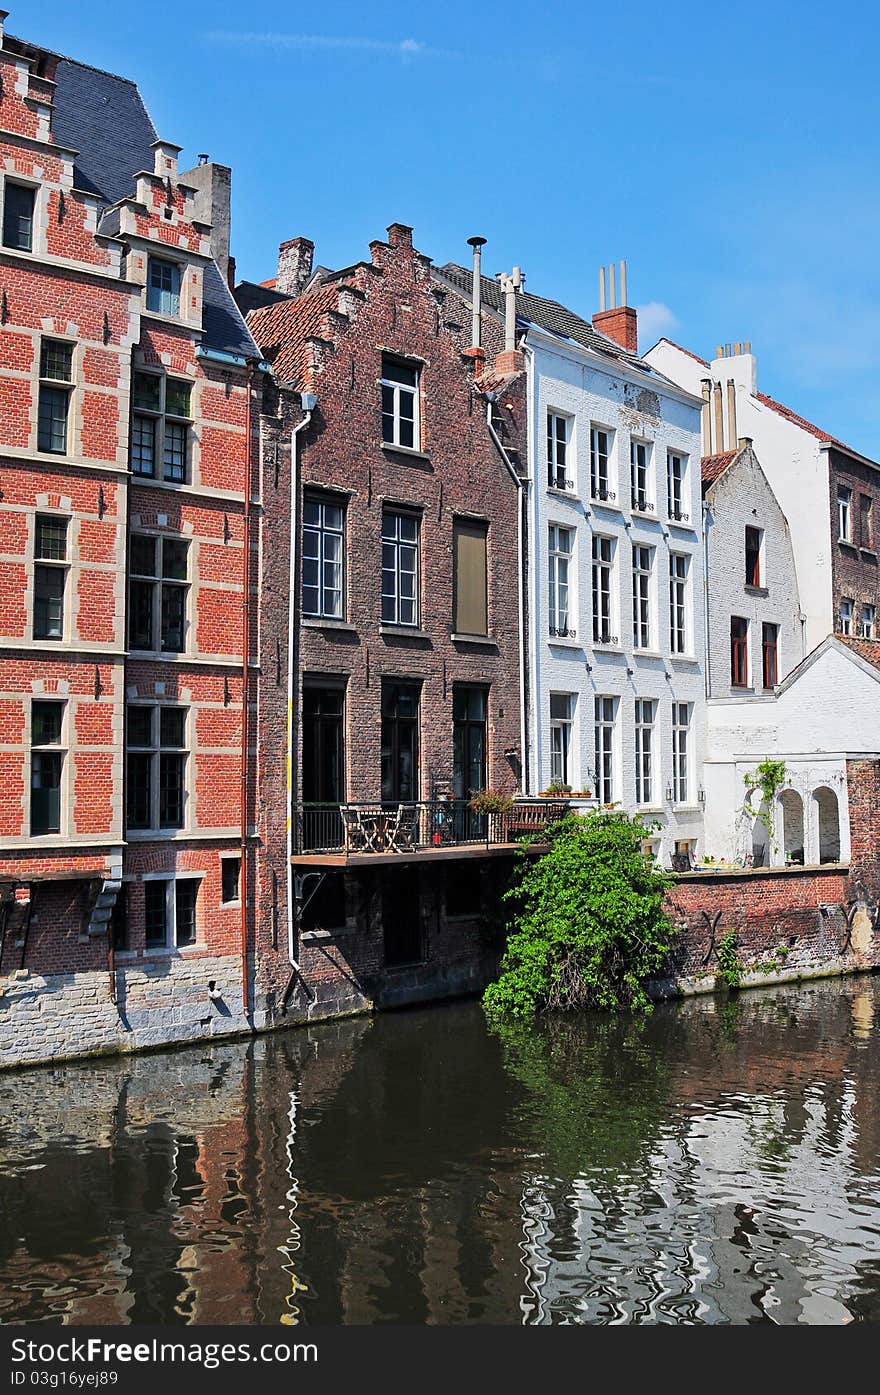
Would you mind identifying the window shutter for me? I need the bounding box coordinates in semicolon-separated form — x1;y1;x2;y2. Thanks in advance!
454;521;488;635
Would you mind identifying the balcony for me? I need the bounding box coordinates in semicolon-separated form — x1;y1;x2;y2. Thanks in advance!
292;799;570;865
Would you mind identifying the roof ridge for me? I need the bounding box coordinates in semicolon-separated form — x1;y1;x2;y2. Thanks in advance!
9;35;149;91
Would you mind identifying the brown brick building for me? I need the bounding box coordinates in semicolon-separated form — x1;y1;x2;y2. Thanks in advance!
0;13;266;1058
239;223;531;1015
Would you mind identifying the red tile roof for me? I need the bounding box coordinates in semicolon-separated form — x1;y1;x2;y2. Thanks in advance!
247;282;349;388
701;450;738;486
838;636;880;671
753;391;846;447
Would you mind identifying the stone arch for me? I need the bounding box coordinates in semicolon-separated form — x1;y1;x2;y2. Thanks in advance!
779;788;805;864
813;786;841;864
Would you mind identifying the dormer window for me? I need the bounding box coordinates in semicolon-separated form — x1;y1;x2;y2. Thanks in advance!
381;355;419;449
2;182;35;252
146;256;181;316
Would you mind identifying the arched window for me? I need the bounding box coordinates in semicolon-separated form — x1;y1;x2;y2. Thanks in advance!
813;787;841;864
779;789;805;865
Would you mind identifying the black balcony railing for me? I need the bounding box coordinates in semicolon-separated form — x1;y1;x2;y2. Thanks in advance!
292;799;570;856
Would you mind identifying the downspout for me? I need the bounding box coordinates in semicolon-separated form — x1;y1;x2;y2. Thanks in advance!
485;399;528;793
284;398;315;1002
240;360;256;1016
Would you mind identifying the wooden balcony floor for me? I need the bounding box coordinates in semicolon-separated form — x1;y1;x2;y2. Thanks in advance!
292;840;549;868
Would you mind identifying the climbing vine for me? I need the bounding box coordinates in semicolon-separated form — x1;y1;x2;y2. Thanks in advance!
742;759;787;853
717;930;743;989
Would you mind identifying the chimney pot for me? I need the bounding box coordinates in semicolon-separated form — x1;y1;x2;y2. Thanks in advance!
198;153;209;165
276;236;315;297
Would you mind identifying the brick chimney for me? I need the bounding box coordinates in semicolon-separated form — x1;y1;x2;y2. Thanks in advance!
592;261;638;353
276;237;315;297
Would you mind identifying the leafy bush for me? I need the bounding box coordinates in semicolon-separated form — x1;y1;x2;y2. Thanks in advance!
717;930;743;989
483;810;676;1018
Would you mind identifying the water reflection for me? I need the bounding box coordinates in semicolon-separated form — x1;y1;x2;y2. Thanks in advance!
2;976;880;1324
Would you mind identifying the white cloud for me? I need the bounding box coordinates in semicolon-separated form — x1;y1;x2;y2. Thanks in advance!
636;301;679;348
204;32;461;62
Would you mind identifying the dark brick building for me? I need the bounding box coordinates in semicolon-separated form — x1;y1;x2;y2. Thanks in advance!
239;223;531;1017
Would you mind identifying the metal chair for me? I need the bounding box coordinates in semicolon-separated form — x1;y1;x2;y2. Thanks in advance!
340;805;371;853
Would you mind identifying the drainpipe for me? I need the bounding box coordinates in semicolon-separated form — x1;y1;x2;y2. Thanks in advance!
485;398;528;794
240;359;256;1016
285;396;315;995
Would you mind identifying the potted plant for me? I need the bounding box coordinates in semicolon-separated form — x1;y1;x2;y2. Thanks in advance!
468;789;515;817
539;781;571;798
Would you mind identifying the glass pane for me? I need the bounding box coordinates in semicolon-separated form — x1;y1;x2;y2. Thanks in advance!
35;516;68;561
130;534;157;576
40;340;73;382
132;372;161;412
160;707;186;749
131;414;156;475
38;386;69;453
127;706;153;748
165;378;191;418
129;579;154;649
2;183;34;251
147;259;181;316
33;565;65;640
161;538;188;580
160;584;185;652
303;499;322;528
30;753;62;834
32;701;63;745
382;357;418;388
324;504;343;532
144;881;167;945
175;881;198;945
163;421;187;482
159;752;185;827
126;753;152;830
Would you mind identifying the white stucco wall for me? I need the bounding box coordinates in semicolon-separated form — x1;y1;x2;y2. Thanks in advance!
704;445;804;695
525;326;705;865
645;339;834;654
702;640;880;864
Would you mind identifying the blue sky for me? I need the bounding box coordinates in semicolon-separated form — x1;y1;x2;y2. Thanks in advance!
19;0;880;455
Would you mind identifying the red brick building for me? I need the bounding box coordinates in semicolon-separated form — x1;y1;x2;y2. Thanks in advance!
239;224;532;1016
0;13;265;1061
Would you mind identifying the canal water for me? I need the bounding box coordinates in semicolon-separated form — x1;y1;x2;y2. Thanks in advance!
2;974;880;1325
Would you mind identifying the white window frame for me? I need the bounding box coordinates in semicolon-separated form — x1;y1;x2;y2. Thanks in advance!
594;695;616;804
130;370;193;484
634;698;655;806
632;543;653;650
381;508;420;627
32;512;70;643
380;356;420;450
861;604;876;639
549;692;575;786
591;534;616;644
547;411;573;491
303;493;345;619
590;425;615;503
669;552;688;654
630;439;653;513
1;174;42;256
128;532;190;654
146;255;183;317
666;451;688;522
126;703;190;834
839;598;853;636
672;703;690;805
29;698;67;838
548;524;574;638
838;486;852;543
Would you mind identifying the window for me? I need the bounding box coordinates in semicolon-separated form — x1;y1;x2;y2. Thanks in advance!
131;372;192;483
144;878;199;949
30;700;64;836
303;494;344;619
3;181;35;252
381;509;420;627
839;598;853;636
548;525;574;637
129;534;189;652
38;339;73;454
549;693;574;786
381;356;419;449
33;514;69;641
667;452;688;521
634;698;655;806
453;519;488;636
381;682;419;801
745;526;762;587
630;439;652;512
731;616;749;686
592;535;615;643
146;257;182;316
594;696;616;804
590;426;614;501
672;703;690;804
669;553;688;654
762;622;779;688
861;604;876;639
859;494;874;549
453;686;488;800
126;705;188;832
547;412;571;490
632;543;653;649
221;857;241;904
838;486;852;542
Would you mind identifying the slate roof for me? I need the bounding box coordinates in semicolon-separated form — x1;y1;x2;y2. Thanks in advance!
701;449;739;488
50;57;157;207
246;282;350;387
31;49;259;361
437;262;651;372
